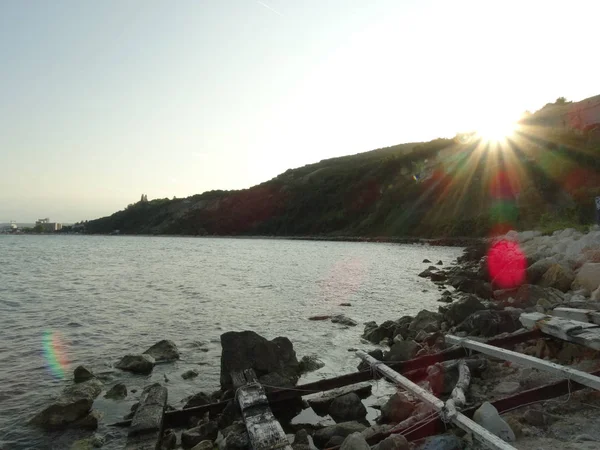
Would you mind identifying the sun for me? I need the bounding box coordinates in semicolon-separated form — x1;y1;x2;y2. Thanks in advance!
476;120;518;144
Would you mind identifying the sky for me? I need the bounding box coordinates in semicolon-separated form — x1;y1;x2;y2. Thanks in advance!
1;0;598;223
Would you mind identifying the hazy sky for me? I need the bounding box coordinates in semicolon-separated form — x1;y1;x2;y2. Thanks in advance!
1;0;598;223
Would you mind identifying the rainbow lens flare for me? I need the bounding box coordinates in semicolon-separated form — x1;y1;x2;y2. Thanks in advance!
43;331;69;379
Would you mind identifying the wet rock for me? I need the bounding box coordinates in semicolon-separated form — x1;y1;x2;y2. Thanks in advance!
328;393;367;423
299;355;325;374
430;272;447;282
340;302;352;306
73;365;95;383
362;321;396;344
123;402;139;420
129;383;167;435
104;383;127;400
416;434;463;450
440;295;486;326
373;434;409;450
182;420;219;448
308;383;372;416
182;369;200;380
115;354;155;375
436;260;443;265
162;429;177;449
357;349;384;371
423;259;432;263
332;315;358;326
452;278;493;299
70;435;105;450
73;410;102;430
313;421;367;448
379;393;414;424
409;310;442;334
220;331;299;389
191;441;213;450
217;421;250;450
308;315;331;321
183;392;211;410
473;402;515;442
384;341;419;362
340;432;370;450
455;309;522;337
418;269;433;278
143;339;180;362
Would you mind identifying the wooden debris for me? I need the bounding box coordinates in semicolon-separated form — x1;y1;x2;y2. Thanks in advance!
520;312;600;351
551;307;600;326
446;359;471;412
356;351;517;450
125;383;167;450
446;333;600;391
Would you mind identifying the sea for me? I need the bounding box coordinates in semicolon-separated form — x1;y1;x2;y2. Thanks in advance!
0;235;463;449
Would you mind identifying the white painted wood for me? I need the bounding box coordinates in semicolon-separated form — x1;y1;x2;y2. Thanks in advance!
520;312;600;351
356;351;517;450
552;307;600;325
445;334;600;391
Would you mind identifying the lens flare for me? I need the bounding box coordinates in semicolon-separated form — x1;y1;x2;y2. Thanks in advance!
487;240;526;289
43;331;69;379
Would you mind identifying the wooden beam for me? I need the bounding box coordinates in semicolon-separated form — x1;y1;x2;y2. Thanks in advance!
520;312;600;351
356;351;517;450
446;333;600;391
551;307;600;326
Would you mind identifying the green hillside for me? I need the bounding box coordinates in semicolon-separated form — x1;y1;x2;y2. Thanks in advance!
84;99;600;238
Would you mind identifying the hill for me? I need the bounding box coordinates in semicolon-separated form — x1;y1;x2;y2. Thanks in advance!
84;97;600;238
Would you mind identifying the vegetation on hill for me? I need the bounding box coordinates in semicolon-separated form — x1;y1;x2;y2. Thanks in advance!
84;100;600;238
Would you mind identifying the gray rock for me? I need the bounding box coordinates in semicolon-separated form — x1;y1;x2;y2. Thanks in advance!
384;341;419;362
130;384;168;435
299;355;325;374
340;433;370;450
526;258;557;284
437;260;443;265
73;410;102;430
360;424;395;441
220;331;299;389
313;421;367;448
143;339;180;362
441;295;486;326
325;436;346;448
472;402;515;442
73;365;95;383
455;309;522;337
218;422;250;450
331;315;358;326
162;429;178;449
373;434;409;450
362;321;397;344
504;284;564;309
423;259;432;263
104;383;127;400
191;441;214;450
258;371;296;388
328;393;367;423
379;393;414;424
182;369;200;380
540;263;575;293
522;408;546;427
70;435;105;450
182;421;219;448
184;392;211;410
293;429;310;446
115;354;155;375
409;310;442;334
452;278;493;299
308;383;372;416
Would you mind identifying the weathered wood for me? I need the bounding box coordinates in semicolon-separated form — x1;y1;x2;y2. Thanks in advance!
357;351;517;450
446;333;600;391
520;312;600;351
446;359;471;412
552;307;600;326
125;383;167;450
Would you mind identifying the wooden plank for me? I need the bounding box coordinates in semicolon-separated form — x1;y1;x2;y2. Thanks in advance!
446;334;600;391
520;312;600;351
552;307;600;325
356;351;517;450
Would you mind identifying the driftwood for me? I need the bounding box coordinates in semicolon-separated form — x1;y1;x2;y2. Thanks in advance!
552;307;600;325
520;312;600;351
446;334;600;391
356;351;517;450
446;359;471;412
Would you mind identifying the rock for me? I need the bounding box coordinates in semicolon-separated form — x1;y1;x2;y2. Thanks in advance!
313;421;367;448
182;369;200;380
331;315;358;326
362;321;397;344
573;263;600;294
325;436;346;447
130;383;167;435
418;269;433;278
416;434;463;450
493;382;520;396
258;371;296;388
384;341;419;362
73;365;95;383
360;424;395;441
183;392;211;410
30;379;102;429
220;331;299;389
423;259;432;263
328;393;367;423
115;354;155;375
218;422;250;450
308;315;331;321
292;429;310;449
340;303;352;306
374;434;409;450
522;408;546;427
143;339;180;362
191;441;213;450
409;310;442;334
73;410;102;430
70;435;105;450
90;435;104;448
505;284;565;309
340;432;370;450
453;278;493;299
379;393;415;424
430;272;447;282
162;429;178;449
308;383;372;416
436;260;443;265
455;309;522;337
526;258;557;284
182;421;219;448
441;295;486;326
357;349;384;371
472;402;515;442
104;383;127;399
592;286;600;302
124;402;139;420
505;416;523;439
540;263;575;292
217;400;241;429
299;355;325;374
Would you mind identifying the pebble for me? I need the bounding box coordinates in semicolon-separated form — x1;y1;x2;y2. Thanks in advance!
493;381;520;396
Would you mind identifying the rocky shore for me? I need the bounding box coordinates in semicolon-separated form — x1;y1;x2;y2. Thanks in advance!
29;226;600;450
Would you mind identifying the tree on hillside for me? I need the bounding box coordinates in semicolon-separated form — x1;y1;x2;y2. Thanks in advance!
555;97;569;105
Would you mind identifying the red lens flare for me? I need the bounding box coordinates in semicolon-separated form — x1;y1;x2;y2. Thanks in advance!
487;239;526;289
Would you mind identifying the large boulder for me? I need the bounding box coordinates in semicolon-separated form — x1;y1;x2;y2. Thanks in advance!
392;316;414;340
451;278;493;299
115;354;155;375
409;310;442;334
362;321;396;344
340;432;370;450
182;421;219;449
573;263;600;294
379;393;415;424
384;341;419;362
298;355;325;374
183;392;211;410
455;309;522;337
308;383;372;416
143;339;180;362
30;379;102;430
73;366;95;383
329;393;367;423
220;331;299;389
313;421;367;448
540;264;575;292
441;295;486;326
526;258;557;284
